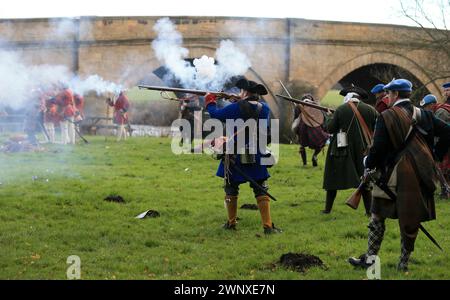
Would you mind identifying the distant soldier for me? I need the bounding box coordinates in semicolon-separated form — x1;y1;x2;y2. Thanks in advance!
55;83;76;145
348;79;450;271
73;93;85;142
420;93;450;123
42;85;59;144
23;92;40;145
179;95;202;146
420;93;450;198
370;83;393;113
322;86;378;215
107;90;130;142
443;82;450;104
292;94;329;166
205;79;281;234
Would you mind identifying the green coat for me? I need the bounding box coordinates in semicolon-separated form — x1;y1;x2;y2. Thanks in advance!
323;100;378;190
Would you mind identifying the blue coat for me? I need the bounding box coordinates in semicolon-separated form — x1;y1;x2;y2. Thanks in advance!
207;100;271;183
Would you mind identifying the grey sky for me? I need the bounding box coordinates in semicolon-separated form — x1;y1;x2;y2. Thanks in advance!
0;0;445;28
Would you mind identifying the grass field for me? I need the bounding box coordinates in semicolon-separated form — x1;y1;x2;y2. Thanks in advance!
0;136;449;280
320;90;342;108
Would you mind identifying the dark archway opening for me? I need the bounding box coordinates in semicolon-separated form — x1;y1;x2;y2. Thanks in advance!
338;63;430;105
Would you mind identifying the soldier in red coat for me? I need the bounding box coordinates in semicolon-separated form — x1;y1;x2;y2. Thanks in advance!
420;93;450;198
43;86;60;144
56;84;76;145
106;90;130;141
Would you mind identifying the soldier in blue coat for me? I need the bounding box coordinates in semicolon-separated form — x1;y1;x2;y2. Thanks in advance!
205;79;282;234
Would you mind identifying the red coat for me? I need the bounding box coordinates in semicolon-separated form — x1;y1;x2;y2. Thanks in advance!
56;88;75;118
110;93;130;124
435;103;450;113
45;98;61;124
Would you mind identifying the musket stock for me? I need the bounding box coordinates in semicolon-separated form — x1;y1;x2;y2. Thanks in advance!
346;170;375;210
346;184;363;209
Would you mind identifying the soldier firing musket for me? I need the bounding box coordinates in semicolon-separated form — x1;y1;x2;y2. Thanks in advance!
279;81;329;166
203;78;282;234
138;85;242;102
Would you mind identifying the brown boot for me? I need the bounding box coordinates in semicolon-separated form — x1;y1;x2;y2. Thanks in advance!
224;195;238;229
256;195;276;231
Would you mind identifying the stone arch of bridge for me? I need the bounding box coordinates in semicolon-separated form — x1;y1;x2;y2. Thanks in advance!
317;51;439;101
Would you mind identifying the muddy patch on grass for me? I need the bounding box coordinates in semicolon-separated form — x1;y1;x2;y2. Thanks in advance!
279;252;326;273
240;204;258;210
104;195;125;203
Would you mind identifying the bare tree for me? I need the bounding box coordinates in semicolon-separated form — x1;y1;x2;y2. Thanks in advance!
399;0;450;85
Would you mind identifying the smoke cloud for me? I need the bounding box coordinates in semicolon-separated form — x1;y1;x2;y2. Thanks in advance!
0;49;123;110
151;17;251;91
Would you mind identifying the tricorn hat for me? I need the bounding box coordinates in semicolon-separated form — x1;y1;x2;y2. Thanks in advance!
339;85;369;100
236;78;268;95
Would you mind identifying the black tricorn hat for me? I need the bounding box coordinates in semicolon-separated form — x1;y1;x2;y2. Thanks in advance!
339;85;369;100
236;78;268;96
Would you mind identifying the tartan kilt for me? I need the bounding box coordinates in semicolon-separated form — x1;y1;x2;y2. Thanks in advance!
297;121;329;150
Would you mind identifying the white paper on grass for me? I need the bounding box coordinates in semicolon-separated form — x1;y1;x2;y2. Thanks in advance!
136;210;150;219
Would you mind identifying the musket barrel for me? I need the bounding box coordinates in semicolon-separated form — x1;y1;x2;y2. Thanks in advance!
276;94;335;113
138;85;240;101
138;85;207;96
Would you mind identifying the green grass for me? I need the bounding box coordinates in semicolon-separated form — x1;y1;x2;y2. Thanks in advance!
0;136;449;279
126;86;177;103
321;89;342;108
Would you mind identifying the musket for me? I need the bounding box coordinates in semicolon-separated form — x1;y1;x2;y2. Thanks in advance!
376;177;443;252
436;166;450;196
278;80;294;99
279;80;323;128
138;85;241;101
228;157;277;202
37;111;50;141
74;124;89;144
66;117;89;144
346;169;376;209
276;94;335;113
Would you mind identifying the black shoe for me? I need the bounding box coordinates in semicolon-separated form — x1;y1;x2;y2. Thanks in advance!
321;209;331;214
264;223;282;234
312;156;318;167
348;254;374;269
397;263;408;272
222;222;236;230
300;150;307;166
